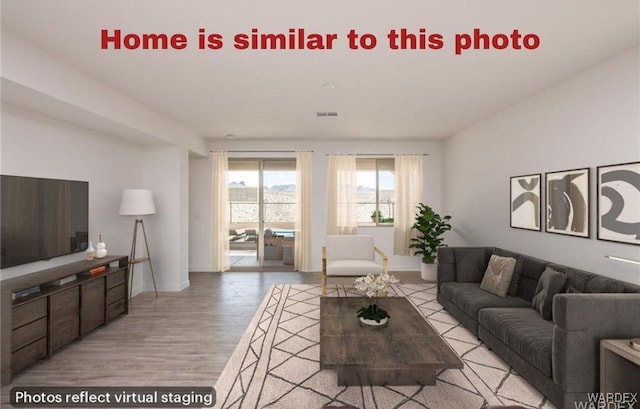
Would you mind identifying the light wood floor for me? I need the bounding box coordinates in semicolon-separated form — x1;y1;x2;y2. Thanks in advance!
1;271;423;404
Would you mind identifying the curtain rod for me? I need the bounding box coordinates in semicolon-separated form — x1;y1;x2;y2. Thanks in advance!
211;150;313;153
325;153;429;156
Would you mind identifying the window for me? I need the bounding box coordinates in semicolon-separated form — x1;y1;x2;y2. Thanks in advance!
356;158;395;225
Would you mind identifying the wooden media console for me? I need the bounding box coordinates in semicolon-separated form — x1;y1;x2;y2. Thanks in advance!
0;255;129;384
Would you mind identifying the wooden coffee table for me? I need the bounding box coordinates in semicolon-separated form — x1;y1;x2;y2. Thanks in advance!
320;296;463;386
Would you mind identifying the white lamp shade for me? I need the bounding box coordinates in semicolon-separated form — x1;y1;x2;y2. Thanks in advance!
119;189;156;216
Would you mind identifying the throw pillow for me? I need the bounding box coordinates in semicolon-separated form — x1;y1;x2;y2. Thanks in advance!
455;248;487;282
584;276;625;293
480;255;517;297
493;248;523;296
566;285;580;293
531;267;567;320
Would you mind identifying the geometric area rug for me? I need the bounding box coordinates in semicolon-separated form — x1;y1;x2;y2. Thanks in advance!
214;284;557;409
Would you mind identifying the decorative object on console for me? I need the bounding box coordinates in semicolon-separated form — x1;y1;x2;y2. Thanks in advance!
45;275;77;287
96;234;107;258
119;189;158;298
597;161;640;246
85;241;95;260
85;265;107;275
545;167;590;238
410;203;452;281
631;338;640;351
79;266;107;276
11;286;41;301
510;173;541;231
353;273;399;327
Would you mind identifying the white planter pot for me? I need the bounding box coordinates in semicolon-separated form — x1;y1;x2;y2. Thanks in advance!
359;316;389;328
421;262;437;282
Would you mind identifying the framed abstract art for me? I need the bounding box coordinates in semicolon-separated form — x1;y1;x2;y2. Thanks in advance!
510;173;541;231
597;161;640;246
545;168;590;238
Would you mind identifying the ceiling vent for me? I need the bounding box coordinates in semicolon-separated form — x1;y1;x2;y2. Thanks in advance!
316;112;338;117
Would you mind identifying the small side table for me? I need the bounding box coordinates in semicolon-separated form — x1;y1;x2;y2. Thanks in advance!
600;339;640;394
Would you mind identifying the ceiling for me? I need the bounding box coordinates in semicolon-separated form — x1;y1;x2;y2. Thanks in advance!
2;0;638;142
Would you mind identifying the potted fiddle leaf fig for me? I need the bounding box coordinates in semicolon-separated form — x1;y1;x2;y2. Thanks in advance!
409;203;452;281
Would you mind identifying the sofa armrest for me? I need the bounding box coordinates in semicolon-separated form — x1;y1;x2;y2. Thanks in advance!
554;293;640;331
437;247;457;294
552;293;640;392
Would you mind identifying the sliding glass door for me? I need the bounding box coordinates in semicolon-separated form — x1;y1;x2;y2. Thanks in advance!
263;160;296;269
228;159;296;270
228;160;260;268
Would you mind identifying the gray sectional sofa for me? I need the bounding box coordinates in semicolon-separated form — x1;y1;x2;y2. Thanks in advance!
437;247;640;409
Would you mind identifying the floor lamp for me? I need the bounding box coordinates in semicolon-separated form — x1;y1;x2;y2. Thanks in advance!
119;189;158;298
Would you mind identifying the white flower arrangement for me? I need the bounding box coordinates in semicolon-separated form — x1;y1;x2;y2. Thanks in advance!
353;273;399;298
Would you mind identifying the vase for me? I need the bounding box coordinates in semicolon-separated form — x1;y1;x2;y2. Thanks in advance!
85;241;96;261
359;316;389;328
96;234;107;259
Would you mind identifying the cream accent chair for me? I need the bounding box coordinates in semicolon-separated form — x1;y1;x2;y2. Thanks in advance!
322;235;388;296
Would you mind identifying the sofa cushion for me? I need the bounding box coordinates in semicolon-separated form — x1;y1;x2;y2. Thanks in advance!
326;260;383;276
559;264;632;293
455;249;487;282
515;255;549;302
560;265;592;292
584;275;625;293
481;255;517;297
440;282;531;320
479;308;554;377
532;267;567;320
623;282;640;293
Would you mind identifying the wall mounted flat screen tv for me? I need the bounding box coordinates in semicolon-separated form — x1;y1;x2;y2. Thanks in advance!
1;175;89;269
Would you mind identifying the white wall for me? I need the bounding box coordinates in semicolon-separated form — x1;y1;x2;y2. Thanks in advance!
189;138;442;272
443;46;640;285
189;158;213;272
0;32;201;293
2;32;207;156
0;103;144;280
135;146;190;294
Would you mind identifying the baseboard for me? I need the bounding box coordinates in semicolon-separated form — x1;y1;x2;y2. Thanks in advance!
143;280;190;292
189;266;212;272
310;264;422;272
130;286;144;298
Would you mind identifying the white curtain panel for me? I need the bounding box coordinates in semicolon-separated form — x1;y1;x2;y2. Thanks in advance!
211;151;230;272
326;155;358;235
295;151;312;271
394;155;423;255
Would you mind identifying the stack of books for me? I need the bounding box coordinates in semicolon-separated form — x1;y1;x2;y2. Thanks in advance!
45;275;78;287
12;286;41;301
79;265;107;276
